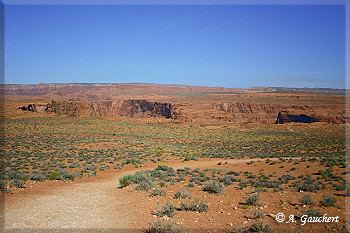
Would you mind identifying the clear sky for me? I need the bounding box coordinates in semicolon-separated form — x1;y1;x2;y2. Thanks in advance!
4;4;346;88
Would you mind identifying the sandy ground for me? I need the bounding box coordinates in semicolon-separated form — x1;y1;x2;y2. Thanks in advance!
1;158;267;232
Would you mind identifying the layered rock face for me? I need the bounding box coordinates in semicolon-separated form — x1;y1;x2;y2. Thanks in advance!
210;101;345;124
19;99;345;124
275;111;345;124
48;99;174;119
210;101;307;123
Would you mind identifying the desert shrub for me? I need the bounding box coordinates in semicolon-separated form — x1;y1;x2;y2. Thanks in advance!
334;183;345;191
303;208;323;217
219;176;238;185
155;202;176;217
250;209;264;219
159;181;167;187
300;194;314;205
86;164;97;171
176;168;192;176
29;171;46;181
144;219;184;233
202;181;224;194
226;170;239;176
124;158;142;165
133;172;153;184
150;170;168;179
180;198;208;213
247;174;257;179
297;180;321;192
281;174;295;180
155;165;175;175
49;172;61;180
62;173;76;181
6;170;22;180
239;181;249;189
269;161;277;165
320;195;336;207
174;191;191;199
0;180;5;190
248;222;273;233
150;188;166;197
119;172;154;189
254;179;281;189
168;178;177;185
318;169;331;180
119;174;135;187
245;194;260;205
10;179;24;188
136;180;154;191
189;176;201;185
183;156;195;162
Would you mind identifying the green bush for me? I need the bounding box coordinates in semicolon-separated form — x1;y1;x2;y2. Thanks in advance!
49;172;60;180
119;174;134;187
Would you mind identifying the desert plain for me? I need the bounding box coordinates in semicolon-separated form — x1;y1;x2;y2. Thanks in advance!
0;83;348;233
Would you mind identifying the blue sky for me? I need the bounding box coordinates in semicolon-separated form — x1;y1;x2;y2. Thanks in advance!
4;4;346;88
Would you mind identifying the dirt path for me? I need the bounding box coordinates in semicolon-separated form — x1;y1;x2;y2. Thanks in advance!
2;158;279;232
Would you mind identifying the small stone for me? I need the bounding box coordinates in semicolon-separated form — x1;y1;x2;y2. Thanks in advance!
243;221;248;224
228;223;233;226
234;207;238;210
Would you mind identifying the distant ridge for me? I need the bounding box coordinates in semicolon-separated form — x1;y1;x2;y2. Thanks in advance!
0;83;346;96
248;86;347;95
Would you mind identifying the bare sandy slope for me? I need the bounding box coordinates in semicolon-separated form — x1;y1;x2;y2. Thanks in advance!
1;158;273;232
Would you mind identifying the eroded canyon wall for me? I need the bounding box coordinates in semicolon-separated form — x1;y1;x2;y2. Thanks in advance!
210;101;346;124
48;99;175;119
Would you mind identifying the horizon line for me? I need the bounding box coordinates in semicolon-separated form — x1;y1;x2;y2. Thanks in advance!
0;82;347;90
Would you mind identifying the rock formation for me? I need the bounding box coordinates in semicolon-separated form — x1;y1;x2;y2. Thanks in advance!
275;111;345;124
210;101;345;124
19;104;49;113
48;99;175;119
